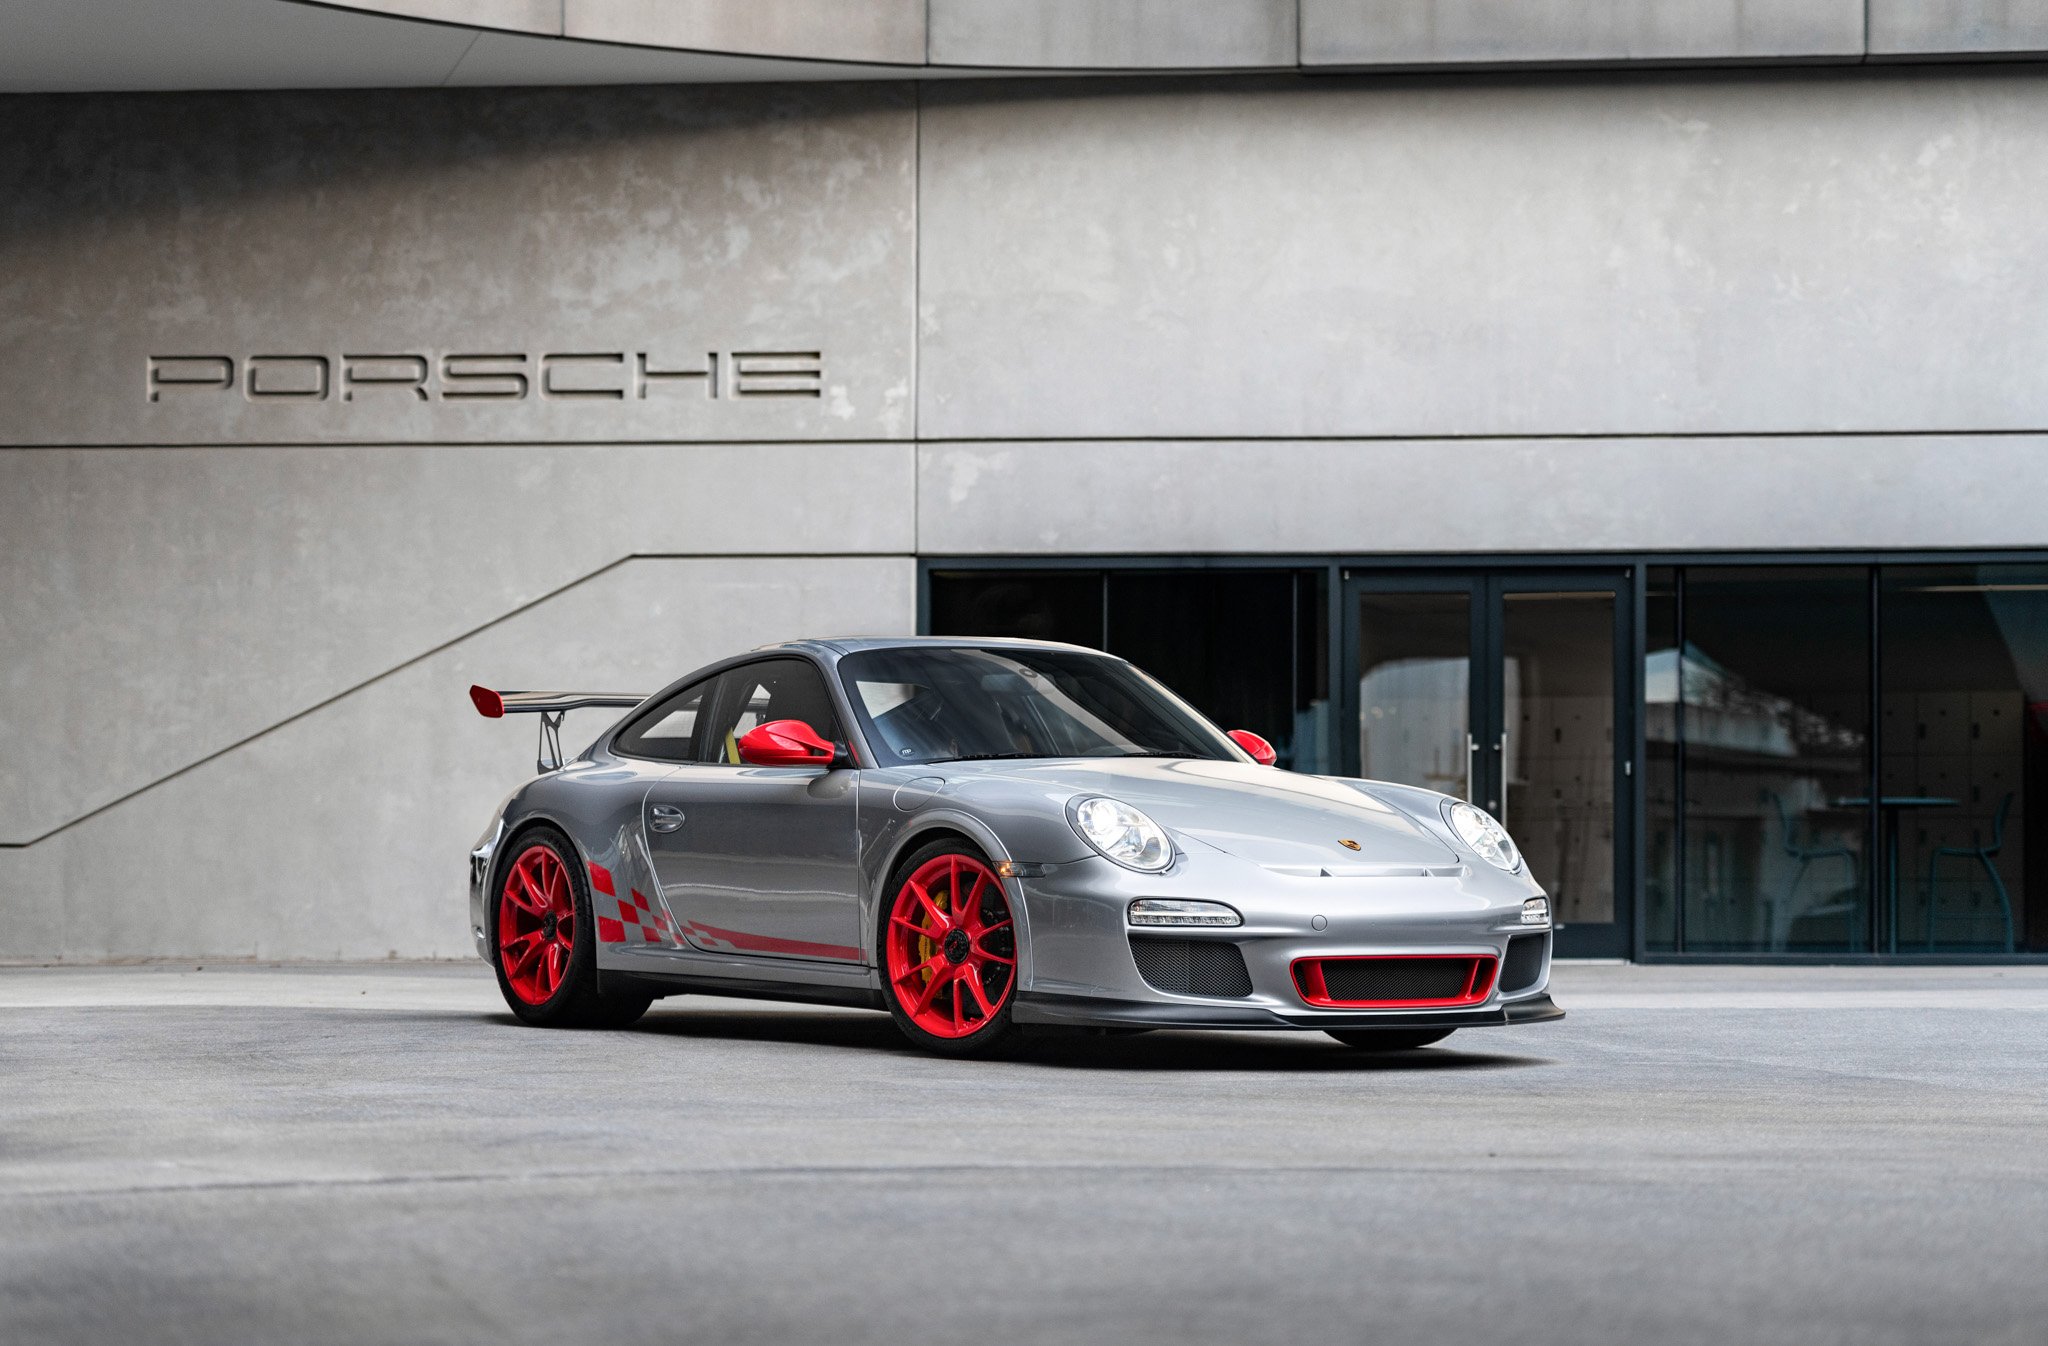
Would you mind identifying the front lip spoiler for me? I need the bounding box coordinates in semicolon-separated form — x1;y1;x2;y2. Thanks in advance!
1014;991;1565;1031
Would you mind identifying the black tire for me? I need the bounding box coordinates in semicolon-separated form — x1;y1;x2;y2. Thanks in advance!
878;838;1022;1058
489;824;653;1029
1325;1028;1456;1052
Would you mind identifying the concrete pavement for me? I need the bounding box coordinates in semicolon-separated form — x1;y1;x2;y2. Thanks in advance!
2;962;2045;1345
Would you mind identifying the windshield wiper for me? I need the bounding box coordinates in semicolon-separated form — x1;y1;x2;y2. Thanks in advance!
1107;751;1212;759
932;752;1052;763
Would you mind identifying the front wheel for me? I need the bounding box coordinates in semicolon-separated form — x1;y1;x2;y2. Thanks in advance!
1326;1028;1456;1052
880;841;1020;1057
491;826;651;1029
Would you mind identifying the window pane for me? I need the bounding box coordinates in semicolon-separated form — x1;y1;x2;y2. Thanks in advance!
616;679;714;762
1881;565;2047;953
1645;567;1679;952
704;660;843;764
1356;591;1471;799
838;646;1237;766
1108;571;1308;768
1679;567;1870;953
1501;590;1616;927
930;571;1102;646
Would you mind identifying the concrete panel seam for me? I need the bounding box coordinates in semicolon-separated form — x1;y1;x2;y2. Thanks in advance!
0;549;909;851
905;428;2048;444
441;29;484;84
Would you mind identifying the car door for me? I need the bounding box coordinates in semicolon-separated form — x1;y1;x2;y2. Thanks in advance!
640;657;865;964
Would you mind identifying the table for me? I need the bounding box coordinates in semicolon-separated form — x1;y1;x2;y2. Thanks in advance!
1833;796;1958;953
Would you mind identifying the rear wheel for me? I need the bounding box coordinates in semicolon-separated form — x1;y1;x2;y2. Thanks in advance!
492;826;651;1029
1326;1028;1456;1052
880;840;1020;1057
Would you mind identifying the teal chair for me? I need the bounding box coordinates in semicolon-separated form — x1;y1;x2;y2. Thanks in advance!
1924;794;2015;952
1764;791;1861;948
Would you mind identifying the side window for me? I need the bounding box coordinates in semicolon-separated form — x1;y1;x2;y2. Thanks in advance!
614;677;718;763
702;659;846;765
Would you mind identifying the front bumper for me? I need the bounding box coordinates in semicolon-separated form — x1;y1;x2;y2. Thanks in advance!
1014;990;1565;1031
1009;847;1560;1031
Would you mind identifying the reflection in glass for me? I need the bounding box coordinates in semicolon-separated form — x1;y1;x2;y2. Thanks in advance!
929;571;1103;647
1645;569;1679;951
1109;571;1329;773
1881;566;2046;952
1502;591;1615;926
1675;568;1870;953
1356;592;1471;800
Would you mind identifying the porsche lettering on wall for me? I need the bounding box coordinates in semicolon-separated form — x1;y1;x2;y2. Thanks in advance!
145;350;824;402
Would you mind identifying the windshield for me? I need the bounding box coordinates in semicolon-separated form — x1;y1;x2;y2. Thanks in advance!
837;646;1242;767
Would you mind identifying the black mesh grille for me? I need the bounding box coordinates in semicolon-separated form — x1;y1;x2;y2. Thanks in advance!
1303;957;1479;1004
1499;934;1548;994
1129;936;1254;998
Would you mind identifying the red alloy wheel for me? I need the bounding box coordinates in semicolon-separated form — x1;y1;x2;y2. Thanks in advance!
884;853;1017;1039
497;843;577;1006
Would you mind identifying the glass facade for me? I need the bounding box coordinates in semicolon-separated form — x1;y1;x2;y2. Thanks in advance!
931;557;2047;959
1649;563;2046;955
1647;567;1870;954
1879;566;2048;954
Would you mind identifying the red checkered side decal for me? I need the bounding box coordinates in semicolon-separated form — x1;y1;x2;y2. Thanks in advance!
596;888;674;947
591;888;860;962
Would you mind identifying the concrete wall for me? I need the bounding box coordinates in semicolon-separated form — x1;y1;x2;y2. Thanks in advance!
7;66;2048;958
1300;1;1865;67
927;0;1298;69
916;71;2048;439
292;0;2048;71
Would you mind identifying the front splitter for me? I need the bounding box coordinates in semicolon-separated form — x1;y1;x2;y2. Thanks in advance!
1013;991;1564;1031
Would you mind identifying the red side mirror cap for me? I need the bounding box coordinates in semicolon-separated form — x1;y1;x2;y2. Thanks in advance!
736;719;837;767
1227;729;1278;767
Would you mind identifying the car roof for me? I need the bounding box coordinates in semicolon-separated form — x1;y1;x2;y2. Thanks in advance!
752;635;1113;658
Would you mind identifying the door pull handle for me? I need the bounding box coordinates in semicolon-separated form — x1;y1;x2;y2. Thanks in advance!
648;804;685;834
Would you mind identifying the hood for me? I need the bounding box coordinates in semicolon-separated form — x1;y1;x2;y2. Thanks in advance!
947;758;1459;872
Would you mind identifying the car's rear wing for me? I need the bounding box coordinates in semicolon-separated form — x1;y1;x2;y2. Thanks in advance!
469;684;647;773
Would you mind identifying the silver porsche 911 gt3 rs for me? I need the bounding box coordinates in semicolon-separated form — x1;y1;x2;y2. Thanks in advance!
467;636;1561;1055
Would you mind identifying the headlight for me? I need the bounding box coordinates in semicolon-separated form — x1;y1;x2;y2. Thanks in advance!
1521;897;1550;926
1067;796;1174;872
1442;800;1522;872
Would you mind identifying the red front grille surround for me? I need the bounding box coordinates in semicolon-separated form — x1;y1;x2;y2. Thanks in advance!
1291;954;1499;1009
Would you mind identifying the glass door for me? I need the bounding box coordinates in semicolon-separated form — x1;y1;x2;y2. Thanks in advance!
1345;572;1633;959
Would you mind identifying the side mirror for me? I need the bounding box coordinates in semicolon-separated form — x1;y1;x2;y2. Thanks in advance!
1227;729;1278;767
736;719;841;768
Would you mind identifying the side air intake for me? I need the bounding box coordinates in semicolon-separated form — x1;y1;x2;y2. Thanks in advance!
1498;933;1549;994
1129;936;1254;998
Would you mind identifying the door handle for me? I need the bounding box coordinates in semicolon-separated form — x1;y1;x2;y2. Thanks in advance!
648;804;685;834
